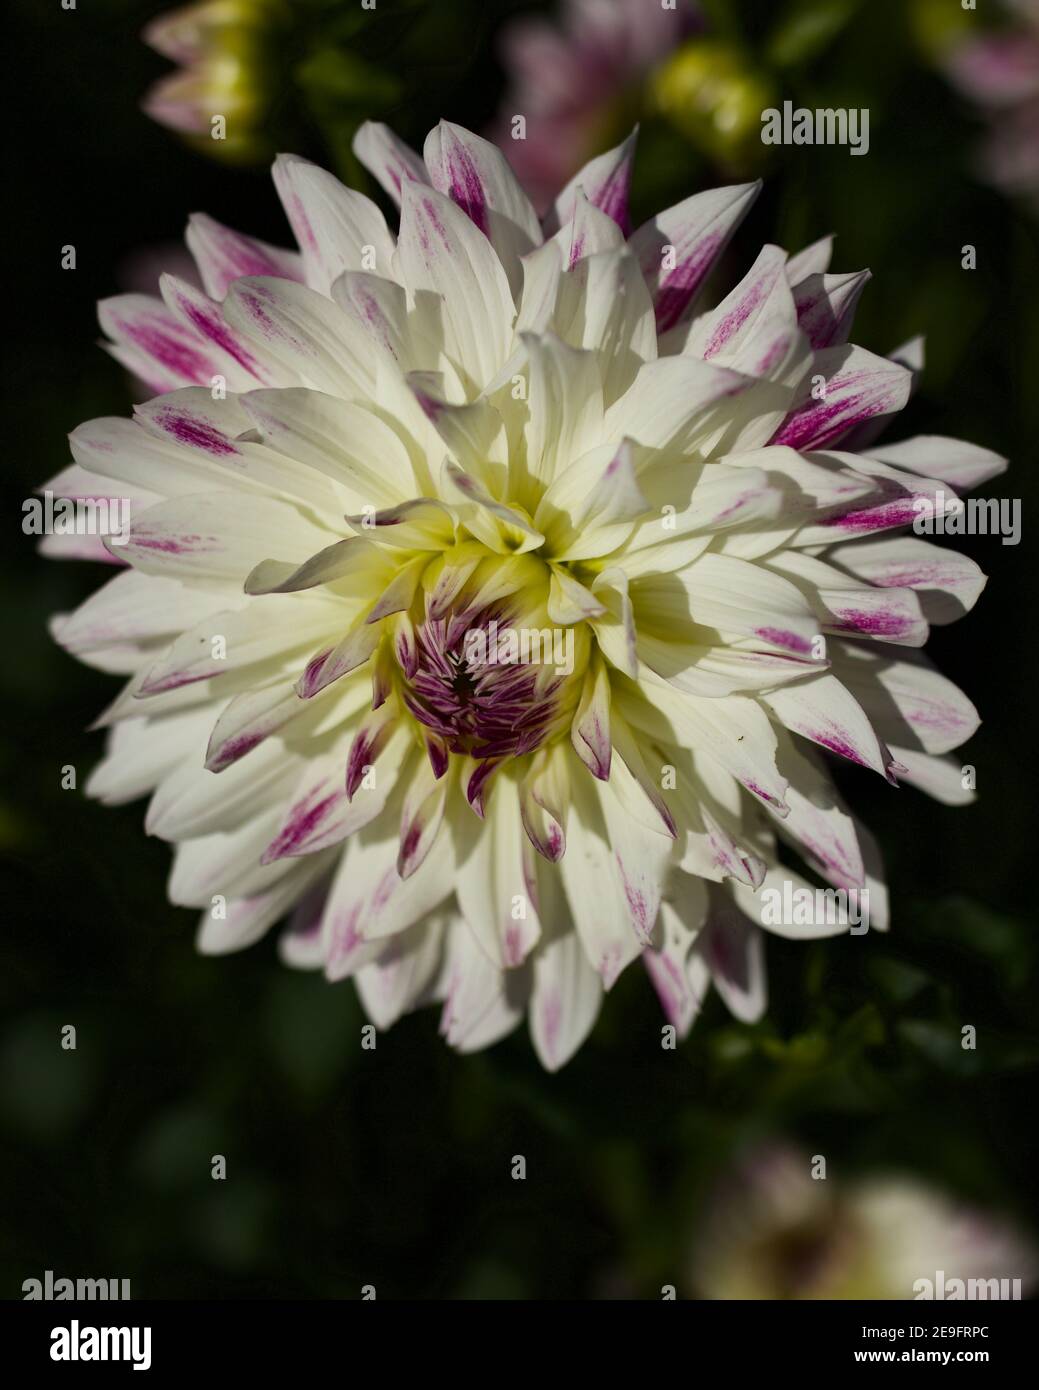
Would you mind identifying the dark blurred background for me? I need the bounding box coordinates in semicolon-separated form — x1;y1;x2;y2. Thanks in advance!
2;0;1037;1298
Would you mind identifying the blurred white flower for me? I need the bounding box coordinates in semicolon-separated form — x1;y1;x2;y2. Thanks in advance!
943;0;1039;208
142;0;283;162
691;1144;1037;1299
488;0;701;211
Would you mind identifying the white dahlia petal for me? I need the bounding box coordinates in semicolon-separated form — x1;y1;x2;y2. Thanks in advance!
352;120;430;208
184;211;304;301
548;129;639;235
272;153;398;295
629;180;761;332
530;921;603;1072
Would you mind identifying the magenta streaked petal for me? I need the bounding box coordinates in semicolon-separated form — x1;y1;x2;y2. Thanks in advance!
397;762;450;879
352;120;430;206
99;293;223;392
185;212;304;302
792;268;871;349
771;345;912;451
297;623;381;700
630;180;761;333
570;656;611;780
345;699;400;799
548;128;638;236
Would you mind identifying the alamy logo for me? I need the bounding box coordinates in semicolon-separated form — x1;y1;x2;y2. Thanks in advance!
22;490;130;546
912;491;1021;545
463;621;575;676
913;1271;1024;1300
50;1320;152;1371
760;883;870;934
23;1269;131;1300
761;101;869;156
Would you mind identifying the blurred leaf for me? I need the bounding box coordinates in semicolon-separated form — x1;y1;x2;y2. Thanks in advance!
0;1013;98;1141
263;972;360;1100
868;955;932;1004
898;1015;1039;1080
916;896;1035;992
193;1179;273;1271
296;47;399;106
132;1105;224;1192
767;0;864;68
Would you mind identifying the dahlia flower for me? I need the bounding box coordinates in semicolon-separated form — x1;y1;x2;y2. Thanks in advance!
690;1145;1036;1300
488;0;701;211
142;0;284;163
942;0;1039;210
47;119;1004;1069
